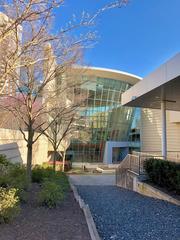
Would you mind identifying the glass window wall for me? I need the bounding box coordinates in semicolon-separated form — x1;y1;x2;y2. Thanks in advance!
69;76;135;162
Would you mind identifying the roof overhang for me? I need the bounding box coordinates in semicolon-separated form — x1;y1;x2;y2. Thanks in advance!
70;66;142;85
122;53;180;111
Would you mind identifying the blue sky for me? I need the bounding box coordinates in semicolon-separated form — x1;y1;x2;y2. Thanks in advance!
54;0;180;77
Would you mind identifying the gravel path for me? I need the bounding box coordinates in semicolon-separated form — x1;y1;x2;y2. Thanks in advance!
77;186;180;240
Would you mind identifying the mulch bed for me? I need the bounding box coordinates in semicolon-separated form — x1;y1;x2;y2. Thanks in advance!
0;185;91;240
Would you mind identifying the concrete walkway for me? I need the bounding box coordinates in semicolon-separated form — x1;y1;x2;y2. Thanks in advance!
69;174;116;186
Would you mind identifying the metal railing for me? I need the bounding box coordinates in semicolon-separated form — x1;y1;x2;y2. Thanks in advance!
116;151;180;187
116;152;163;186
132;151;180;163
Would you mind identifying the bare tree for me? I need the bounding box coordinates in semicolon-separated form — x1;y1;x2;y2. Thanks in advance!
0;42;82;182
43;108;77;172
0;1;89;182
41;66;89;172
0;0;129;94
0;0;129;182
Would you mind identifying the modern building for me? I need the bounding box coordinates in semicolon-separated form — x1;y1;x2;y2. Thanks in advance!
67;67;141;164
0;12;21;96
122;53;180;162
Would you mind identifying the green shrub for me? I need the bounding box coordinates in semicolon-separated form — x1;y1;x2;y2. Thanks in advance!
38;181;64;208
0;155;12;176
0;164;28;202
176;171;180;193
9;163;26;176
32;166;70;189
54;172;70;192
144;158;180;194
32;166;55;183
42;162;53;169
32;168;69;207
42;161;72;172
0;175;11;188
0;155;10;166
0;187;20;223
32;166;45;183
0;164;27;189
9;165;28;202
8;165;28;188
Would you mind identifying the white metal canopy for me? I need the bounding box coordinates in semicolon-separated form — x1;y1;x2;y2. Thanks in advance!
122;53;180;159
122;53;180;111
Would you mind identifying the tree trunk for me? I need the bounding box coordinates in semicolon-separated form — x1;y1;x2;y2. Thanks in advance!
26;129;34;185
27;143;33;183
52;121;58;172
62;150;66;172
53;146;57;172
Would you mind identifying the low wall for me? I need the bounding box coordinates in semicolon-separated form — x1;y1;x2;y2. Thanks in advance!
0;128;48;165
134;180;180;206
0;142;22;163
116;169;139;190
116;169;180;205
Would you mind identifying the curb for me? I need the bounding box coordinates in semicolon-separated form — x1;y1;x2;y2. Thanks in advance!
69;179;101;240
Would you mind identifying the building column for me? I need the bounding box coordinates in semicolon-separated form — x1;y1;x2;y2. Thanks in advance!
161;100;167;159
103;142;113;164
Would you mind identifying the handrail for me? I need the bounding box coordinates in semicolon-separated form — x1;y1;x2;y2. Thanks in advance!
116;154;144;175
116;153;155;186
132;151;180;163
116;151;180;187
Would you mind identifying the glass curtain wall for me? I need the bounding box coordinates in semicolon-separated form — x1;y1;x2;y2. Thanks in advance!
69;76;135;162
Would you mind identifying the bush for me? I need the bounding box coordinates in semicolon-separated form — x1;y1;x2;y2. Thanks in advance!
0;155;12;176
33;167;69;207
0;187;20;223
0;164;28;202
32;166;45;183
38;181;64;208
0;175;11;188
32;166;55;183
42;162;54;169
0;155;11;166
32;167;70;192
144;158;180;194
54;172;70;192
42;161;72;172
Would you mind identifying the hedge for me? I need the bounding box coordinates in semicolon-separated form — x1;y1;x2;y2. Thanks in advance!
144;158;180;194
